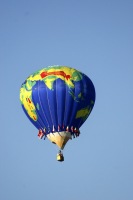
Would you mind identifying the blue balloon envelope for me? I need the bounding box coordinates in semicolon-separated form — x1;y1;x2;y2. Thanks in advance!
20;65;95;151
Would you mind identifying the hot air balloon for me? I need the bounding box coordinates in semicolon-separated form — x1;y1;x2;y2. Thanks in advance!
20;65;95;161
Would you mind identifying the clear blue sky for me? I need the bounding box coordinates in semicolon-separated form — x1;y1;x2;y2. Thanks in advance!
0;0;133;200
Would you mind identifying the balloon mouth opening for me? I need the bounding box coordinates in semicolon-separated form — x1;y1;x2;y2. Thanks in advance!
47;131;72;149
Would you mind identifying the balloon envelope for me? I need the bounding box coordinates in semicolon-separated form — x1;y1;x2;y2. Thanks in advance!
20;65;95;149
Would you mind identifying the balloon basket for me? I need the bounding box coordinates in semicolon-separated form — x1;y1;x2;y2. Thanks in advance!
56;153;64;162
